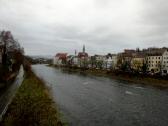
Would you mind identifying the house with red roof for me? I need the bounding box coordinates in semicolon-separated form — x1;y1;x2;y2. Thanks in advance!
78;45;88;59
53;53;68;66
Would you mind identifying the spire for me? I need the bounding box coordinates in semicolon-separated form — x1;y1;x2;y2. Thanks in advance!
75;50;77;56
83;45;85;53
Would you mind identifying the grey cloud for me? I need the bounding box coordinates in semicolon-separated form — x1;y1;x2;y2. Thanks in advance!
141;0;168;25
139;0;168;38
0;0;168;56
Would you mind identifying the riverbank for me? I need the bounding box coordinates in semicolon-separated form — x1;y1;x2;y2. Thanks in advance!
88;69;168;88
51;65;168;89
0;68;64;126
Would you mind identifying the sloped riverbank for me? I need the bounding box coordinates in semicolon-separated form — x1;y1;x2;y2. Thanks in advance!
1;69;64;126
52;66;168;89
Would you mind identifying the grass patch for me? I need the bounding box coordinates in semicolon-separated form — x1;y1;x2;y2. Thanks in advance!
1;70;63;126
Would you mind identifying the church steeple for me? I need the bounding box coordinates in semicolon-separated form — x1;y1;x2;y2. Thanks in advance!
75;50;77;56
83;45;85;53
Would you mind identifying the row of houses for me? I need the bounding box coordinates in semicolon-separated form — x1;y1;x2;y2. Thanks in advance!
53;45;168;75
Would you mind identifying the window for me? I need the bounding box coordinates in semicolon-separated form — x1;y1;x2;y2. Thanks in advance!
156;61;157;63
152;57;154;59
159;57;160;59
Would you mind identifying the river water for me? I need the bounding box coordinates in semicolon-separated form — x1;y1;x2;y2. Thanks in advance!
32;65;168;126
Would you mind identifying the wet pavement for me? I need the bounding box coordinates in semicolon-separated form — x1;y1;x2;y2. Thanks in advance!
0;66;24;121
32;65;168;126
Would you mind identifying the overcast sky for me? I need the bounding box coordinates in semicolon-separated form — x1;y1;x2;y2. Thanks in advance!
0;0;168;56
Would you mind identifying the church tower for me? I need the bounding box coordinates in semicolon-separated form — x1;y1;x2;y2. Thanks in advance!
75;50;77;56
83;45;85;53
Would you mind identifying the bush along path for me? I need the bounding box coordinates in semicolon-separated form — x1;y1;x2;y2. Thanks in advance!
0;68;64;126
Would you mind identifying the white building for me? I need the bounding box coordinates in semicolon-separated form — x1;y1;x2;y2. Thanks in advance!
147;54;162;73
105;54;118;69
103;54;118;70
111;54;118;69
161;49;168;75
146;49;168;74
72;56;79;66
67;55;79;66
104;56;112;69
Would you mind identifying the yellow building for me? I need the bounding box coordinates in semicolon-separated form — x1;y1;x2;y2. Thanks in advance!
131;55;145;71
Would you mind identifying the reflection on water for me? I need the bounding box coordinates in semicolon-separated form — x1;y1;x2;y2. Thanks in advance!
32;65;168;126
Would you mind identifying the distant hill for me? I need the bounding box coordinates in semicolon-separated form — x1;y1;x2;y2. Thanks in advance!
27;55;53;60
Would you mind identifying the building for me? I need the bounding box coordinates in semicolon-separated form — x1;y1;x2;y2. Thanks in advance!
94;55;105;61
131;54;145;72
66;55;74;66
72;56;79;66
117;49;135;71
147;53;162;73
90;55;105;69
111;54;118;69
78;45;88;59
146;48;167;73
124;49;136;54
122;49;136;63
145;48;168;74
53;53;67;66
161;49;168;75
104;54;112;69
103;54;118;70
78;45;89;67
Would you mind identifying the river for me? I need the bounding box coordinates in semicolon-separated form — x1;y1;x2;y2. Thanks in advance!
32;65;168;126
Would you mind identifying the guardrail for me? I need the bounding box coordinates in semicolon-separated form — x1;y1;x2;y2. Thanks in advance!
0;66;24;122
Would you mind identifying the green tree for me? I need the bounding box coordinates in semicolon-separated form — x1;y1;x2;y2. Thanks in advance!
97;60;103;69
142;62;147;74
